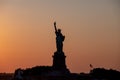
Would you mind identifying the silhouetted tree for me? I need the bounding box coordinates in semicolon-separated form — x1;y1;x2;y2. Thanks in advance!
22;66;53;76
90;68;120;80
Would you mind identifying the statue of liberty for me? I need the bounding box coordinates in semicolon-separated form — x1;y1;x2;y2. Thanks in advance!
54;22;65;52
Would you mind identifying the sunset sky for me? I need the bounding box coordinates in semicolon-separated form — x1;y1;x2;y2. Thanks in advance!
0;0;120;73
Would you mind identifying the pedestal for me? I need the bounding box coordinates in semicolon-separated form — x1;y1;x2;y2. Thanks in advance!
52;51;70;74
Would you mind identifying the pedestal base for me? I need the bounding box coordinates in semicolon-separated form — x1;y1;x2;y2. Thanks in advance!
52;51;70;74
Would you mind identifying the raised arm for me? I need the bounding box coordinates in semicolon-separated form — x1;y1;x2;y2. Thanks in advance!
54;22;57;32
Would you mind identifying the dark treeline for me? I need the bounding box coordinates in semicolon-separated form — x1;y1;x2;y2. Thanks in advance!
0;73;13;80
89;68;120;80
22;66;53;76
0;67;120;80
13;66;120;80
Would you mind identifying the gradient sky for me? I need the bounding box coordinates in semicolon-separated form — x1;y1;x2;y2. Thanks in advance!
0;0;120;73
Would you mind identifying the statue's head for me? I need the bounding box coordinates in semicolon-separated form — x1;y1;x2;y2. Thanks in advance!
58;29;61;32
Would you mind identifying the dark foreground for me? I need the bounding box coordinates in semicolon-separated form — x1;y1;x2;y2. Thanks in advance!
0;73;13;80
0;68;120;80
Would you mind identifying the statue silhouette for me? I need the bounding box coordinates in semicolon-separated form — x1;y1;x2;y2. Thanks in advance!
54;22;65;52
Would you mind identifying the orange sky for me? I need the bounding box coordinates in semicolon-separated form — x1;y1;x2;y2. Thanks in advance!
0;0;120;73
